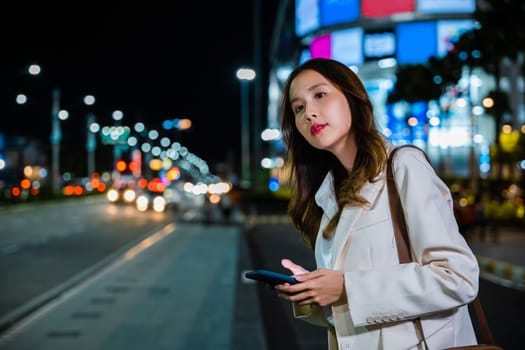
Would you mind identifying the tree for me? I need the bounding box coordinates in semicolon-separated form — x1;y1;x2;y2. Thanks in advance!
448;0;525;179
387;0;525;181
387;64;442;104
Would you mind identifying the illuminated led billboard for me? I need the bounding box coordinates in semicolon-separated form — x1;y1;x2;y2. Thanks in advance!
295;0;320;36
310;28;363;67
310;34;331;59
417;0;475;14
319;0;359;27
437;19;475;56
364;31;396;59
332;27;363;66
396;21;437;64
361;0;414;18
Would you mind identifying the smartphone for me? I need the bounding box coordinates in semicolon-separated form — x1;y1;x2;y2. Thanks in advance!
245;269;297;286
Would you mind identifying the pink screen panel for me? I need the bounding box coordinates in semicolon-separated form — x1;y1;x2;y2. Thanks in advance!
310;34;332;59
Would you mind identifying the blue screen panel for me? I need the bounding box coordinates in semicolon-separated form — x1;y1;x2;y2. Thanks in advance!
417;0;475;14
331;27;363;66
364;31;396;59
396;21;437;64
296;0;320;36
320;0;359;27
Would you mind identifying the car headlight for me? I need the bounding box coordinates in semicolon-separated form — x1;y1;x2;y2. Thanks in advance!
107;189;119;202
123;189;136;203
152;195;166;213
136;195;149;212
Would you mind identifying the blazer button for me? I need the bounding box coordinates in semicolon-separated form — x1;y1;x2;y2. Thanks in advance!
382;315;390;322
374;316;382;323
397;312;406;319
366;316;375;324
390;314;398;321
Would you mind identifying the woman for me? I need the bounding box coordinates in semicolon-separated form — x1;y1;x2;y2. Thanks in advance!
275;58;479;349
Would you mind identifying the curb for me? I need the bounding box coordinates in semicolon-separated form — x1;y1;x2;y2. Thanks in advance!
240;214;292;226
477;256;525;291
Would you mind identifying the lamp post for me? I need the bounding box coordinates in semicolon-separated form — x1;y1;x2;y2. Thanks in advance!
50;88;61;194
236;67;256;189
13;65;68;195
84;95;97;178
112;110;124;170
16;65;65;195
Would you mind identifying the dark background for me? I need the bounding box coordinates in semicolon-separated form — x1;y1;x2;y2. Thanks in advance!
0;1;281;171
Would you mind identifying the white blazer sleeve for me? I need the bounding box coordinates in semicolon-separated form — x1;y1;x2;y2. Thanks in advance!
292;303;331;326
346;147;479;327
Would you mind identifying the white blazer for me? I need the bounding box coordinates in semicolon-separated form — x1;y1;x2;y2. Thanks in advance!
294;146;479;350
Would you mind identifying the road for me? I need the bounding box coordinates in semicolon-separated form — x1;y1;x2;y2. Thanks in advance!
0;195;178;330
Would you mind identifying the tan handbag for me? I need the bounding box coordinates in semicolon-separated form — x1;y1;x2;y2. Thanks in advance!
386;145;503;350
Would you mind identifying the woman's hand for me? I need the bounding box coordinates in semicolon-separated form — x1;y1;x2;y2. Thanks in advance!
281;258;309;275
277;259;346;307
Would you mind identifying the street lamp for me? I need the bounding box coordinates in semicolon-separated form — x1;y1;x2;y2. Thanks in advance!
28;64;41;76
236;67;256;189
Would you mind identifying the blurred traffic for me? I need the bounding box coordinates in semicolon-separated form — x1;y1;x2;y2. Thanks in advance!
102;167;234;221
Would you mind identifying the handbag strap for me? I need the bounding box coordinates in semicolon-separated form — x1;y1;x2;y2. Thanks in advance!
386;145;495;347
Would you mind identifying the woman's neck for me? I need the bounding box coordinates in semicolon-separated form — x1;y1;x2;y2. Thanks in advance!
334;136;357;174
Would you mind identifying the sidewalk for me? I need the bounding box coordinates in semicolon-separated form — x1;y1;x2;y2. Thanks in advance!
244;221;525;350
466;226;525;291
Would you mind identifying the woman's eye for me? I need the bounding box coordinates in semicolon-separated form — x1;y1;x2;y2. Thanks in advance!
293;105;304;114
315;92;326;99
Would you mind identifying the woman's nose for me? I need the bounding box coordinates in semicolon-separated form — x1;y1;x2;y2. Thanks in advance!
303;106;317;123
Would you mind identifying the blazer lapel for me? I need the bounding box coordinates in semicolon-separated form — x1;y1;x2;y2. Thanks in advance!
332;177;386;269
315;172;338;220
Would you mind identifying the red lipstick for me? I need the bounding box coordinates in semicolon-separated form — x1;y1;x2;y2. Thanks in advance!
310;123;326;136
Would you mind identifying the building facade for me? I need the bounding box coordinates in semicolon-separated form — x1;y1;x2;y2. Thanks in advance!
264;0;524;192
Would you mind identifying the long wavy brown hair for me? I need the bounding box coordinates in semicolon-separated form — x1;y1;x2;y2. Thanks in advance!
281;58;387;249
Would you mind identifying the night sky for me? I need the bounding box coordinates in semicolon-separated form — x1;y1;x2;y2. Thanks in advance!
0;1;281;174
